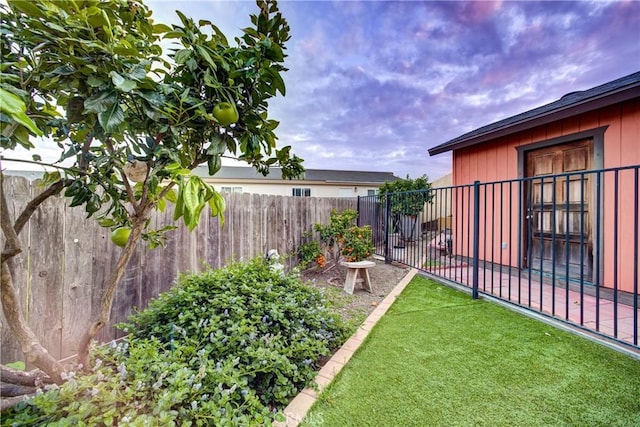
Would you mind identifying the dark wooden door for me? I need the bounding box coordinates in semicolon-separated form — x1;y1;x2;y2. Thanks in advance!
525;140;593;282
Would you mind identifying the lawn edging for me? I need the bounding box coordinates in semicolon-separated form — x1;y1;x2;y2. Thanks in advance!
276;267;419;427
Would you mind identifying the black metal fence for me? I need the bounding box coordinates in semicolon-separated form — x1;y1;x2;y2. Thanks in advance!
358;166;639;351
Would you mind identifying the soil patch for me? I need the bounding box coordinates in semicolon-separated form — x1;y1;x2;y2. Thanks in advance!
300;258;412;323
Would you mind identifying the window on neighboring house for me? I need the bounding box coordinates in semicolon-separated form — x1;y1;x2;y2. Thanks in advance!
367;189;377;196
221;186;243;193
292;187;311;197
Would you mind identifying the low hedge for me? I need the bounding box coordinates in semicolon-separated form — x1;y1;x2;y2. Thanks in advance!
3;258;348;426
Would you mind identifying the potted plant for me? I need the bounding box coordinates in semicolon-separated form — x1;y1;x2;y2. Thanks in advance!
378;175;432;245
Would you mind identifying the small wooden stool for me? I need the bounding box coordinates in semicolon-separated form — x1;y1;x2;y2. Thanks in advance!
340;261;375;295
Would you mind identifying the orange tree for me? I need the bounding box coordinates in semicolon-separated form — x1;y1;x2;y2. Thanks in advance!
309;209;374;265
0;0;302;384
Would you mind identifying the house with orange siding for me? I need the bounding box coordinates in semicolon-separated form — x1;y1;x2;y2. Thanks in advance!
428;71;640;295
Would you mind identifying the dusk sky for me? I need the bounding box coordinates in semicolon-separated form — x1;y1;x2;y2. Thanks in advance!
5;1;640;182
147;0;640;181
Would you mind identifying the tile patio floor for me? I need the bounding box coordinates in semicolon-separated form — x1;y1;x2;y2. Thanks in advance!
422;263;639;349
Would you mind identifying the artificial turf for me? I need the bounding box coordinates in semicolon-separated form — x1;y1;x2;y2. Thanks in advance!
302;275;640;427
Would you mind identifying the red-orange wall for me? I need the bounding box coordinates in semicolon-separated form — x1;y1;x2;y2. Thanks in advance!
451;99;640;292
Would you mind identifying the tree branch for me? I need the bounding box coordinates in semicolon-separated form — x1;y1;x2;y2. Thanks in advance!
78;134;94;171
103;138;139;215
0;175;22;262
77;210;149;369
13;179;66;236
0;365;53;387
1;393;37;412
0;262;64;384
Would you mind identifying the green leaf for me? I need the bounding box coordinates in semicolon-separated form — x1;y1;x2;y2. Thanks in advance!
208;191;226;226
182;177;199;218
85;6;108;28
7;1;43;18
109;71;136;92
0;89;42;136
162;30;184;39
270;69;286;96
87;75;104;88
174;49;192;64
37;171;62;189
206;136;226;156
84;90;117;114
152;23;172;34
112;46;139;56
12;112;40;136
97;218;117;227
98;102;124;133
173;183;184;221
164;189;177;203
48;65;76;76
195;45;217;69
0;88;27;115
207;155;221;175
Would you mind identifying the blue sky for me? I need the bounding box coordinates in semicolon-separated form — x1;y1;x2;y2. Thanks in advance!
6;1;640;181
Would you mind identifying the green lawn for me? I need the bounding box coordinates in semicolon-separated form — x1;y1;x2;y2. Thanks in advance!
303;276;640;427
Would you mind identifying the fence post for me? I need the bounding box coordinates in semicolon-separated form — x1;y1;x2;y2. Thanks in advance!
384;193;391;264
472;180;480;299
356;195;361;227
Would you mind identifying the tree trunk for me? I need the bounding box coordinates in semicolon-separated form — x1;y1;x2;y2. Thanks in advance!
1;176;69;383
0;365;53;387
77;214;148;369
0;262;64;384
1;393;37;412
0;383;37;397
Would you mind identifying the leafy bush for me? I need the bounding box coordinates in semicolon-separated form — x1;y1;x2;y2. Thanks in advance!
2;258;348;426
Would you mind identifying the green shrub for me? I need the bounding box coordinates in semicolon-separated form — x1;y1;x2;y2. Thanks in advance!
2;258;348;426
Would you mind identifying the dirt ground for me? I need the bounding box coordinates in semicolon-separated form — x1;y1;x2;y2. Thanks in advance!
300;257;412;321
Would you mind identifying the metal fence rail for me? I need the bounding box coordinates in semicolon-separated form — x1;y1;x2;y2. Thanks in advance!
358;166;639;351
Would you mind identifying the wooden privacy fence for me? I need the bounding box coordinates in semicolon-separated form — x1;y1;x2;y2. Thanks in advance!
0;176;355;363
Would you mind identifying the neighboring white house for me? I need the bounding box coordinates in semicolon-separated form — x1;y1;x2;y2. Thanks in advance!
194;166;399;197
3;166;399;198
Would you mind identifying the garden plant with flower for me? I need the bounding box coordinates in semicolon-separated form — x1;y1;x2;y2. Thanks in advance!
299;209;375;268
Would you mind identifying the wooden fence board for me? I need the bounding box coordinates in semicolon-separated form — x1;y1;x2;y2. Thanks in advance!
0;176;356;363
1;176;33;363
61;199;97;358
27;193;65;361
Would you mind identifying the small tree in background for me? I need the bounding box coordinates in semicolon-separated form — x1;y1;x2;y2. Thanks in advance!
378;175;432;243
0;0;301;384
299;209;374;270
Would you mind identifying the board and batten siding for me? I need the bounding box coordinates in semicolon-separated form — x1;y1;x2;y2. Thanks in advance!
450;98;640;292
0;176;355;363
